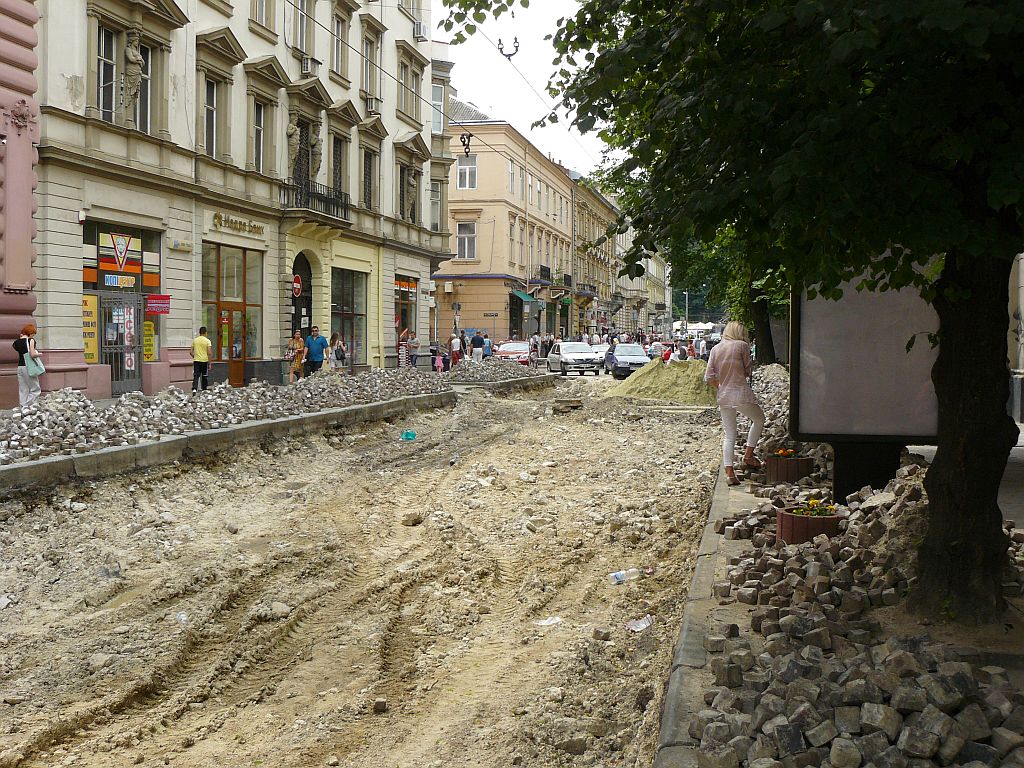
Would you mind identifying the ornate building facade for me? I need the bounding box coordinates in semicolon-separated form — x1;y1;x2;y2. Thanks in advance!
20;0;453;403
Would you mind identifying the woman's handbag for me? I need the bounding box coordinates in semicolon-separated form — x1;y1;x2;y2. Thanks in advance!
25;353;45;377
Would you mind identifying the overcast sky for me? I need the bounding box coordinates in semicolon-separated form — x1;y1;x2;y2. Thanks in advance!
429;0;608;176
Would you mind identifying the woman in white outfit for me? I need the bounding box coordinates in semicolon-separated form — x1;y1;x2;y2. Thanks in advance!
704;321;765;486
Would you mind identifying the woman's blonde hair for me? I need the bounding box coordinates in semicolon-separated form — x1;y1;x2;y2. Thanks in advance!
723;321;749;343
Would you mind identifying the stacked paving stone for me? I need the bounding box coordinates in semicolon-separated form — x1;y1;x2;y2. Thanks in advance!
695;466;1024;768
0;368;450;465
443;358;546;384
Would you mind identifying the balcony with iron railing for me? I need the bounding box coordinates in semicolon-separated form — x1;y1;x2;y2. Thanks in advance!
280;181;351;221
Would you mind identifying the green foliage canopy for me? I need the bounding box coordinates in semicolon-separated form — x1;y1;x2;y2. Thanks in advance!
442;0;1024;295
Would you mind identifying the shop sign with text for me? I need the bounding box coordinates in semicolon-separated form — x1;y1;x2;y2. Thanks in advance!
145;294;171;314
212;212;266;237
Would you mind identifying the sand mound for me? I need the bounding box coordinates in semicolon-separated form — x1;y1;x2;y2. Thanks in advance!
605;359;718;405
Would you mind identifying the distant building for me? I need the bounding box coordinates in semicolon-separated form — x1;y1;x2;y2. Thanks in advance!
434;98;668;340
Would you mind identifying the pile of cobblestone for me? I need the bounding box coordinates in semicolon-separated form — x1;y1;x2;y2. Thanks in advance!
740;364;832;480
443;358;546;384
694;466;1024;768
0;368;450;465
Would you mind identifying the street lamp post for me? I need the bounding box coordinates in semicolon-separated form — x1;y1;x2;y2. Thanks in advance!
684;291;689;337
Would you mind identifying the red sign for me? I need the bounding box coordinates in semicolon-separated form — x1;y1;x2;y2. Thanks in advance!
292;275;302;298
145;294;171;314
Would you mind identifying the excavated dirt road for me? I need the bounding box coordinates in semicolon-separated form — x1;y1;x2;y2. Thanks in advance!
0;376;720;768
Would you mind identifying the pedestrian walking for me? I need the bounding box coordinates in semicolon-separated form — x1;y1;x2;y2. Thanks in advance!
285;330;305;383
304;325;329;376
704;321;765;486
459;330;468;357
190;326;213;392
13;324;43;406
329;332;348;372
471;330;485;362
449;331;462;366
407;331;421;368
483;333;493;358
699;337;708;358
687;340;697;360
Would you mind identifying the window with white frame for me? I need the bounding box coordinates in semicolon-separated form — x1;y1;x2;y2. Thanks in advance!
456;222;477;259
527;173;533;204
529;227;534;263
519;167;526;199
97;26;117;123
204;78;218;157
411;70;421;120
253;100;265;173
430;181;441;231
508;160;515;194
509;221;516;259
361;36;377;95
295;0;313;53
331;13;348;76
457;154;477;189
134;43;152;134
536;178;542;207
398;63;409;112
431;83;444;134
252;0;272;28
519;223;525;263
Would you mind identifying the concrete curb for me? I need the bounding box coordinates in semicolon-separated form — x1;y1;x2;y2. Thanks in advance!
453;372;559;393
655;463;732;767
0;390;457;492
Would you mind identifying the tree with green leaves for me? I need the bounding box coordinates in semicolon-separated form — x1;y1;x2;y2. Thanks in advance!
442;0;1024;622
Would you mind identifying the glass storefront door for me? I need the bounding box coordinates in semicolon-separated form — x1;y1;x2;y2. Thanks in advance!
217;304;246;386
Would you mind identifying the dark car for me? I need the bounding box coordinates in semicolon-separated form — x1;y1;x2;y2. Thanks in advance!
604;343;650;379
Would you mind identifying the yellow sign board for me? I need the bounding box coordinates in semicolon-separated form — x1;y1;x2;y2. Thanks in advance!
82;294;99;363
143;320;156;362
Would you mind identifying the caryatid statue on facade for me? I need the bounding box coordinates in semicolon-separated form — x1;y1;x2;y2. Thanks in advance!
124;30;145;128
286;111;300;179
309;129;323;182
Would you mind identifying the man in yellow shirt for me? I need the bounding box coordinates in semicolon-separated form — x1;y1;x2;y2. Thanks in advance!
190;326;213;391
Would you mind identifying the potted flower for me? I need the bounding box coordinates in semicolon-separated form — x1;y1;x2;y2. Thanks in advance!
776;499;842;545
764;448;814;484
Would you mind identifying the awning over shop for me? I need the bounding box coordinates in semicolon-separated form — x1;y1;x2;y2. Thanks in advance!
511;289;537;302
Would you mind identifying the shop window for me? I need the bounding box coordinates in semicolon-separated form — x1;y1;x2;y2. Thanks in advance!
395;276;418;336
331;268;369;365
201;243;265;361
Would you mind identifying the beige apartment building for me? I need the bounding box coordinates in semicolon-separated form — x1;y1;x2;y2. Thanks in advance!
435;99;667;340
27;0;454;401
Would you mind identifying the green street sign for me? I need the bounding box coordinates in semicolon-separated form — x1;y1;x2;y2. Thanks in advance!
562;297;572;305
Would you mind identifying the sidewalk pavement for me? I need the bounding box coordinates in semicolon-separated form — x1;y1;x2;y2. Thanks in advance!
655;430;1024;768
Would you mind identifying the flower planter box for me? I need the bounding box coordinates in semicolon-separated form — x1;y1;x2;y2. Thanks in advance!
776;509;841;545
765;455;814;484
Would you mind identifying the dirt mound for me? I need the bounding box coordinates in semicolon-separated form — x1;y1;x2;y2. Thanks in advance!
604;359;717;405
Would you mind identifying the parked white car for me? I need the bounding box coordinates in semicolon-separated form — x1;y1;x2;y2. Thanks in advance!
546;342;602;376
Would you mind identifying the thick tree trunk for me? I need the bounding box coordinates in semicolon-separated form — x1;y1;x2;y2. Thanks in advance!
915;252;1018;623
748;283;777;365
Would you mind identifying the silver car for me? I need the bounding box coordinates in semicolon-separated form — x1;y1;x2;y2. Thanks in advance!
546;342;602;376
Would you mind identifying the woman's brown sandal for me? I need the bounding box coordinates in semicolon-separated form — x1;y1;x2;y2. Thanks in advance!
725;470;740;486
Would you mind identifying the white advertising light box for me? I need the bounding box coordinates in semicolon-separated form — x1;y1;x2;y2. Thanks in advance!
792;282;939;443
